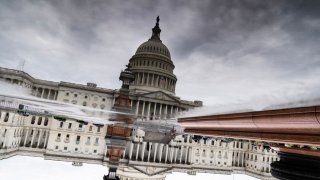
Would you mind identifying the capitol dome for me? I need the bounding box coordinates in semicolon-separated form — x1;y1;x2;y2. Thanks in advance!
129;17;177;95
135;39;171;59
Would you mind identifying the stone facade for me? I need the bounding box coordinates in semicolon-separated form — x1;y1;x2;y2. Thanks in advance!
0;107;277;179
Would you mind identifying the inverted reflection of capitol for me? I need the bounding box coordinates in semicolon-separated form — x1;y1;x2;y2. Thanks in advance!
0;17;278;180
0;112;277;179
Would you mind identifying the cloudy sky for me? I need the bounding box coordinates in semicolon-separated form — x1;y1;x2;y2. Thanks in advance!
1;1;319;179
1;0;320;107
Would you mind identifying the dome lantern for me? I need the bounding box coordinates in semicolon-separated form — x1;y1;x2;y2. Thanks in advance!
150;16;162;42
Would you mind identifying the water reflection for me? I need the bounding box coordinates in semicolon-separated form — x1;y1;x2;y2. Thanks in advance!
0;110;279;180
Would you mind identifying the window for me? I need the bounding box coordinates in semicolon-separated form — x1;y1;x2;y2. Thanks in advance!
57;133;61;138
211;141;215;145
79;124;83;128
86;137;91;145
59;121;63;128
74;94;77;97
4;113;9;122
83;101;87;106
95;138;99;144
68;123;72;129
93;150;97;153
76;136;81;144
55;146;59;149
66;92;69;96
31;116;36;124
102;98;105;102
64;147;67;150
84;95;88;99
37;117;42;125
97;127;101;133
66;134;70;139
44;118;49;126
89;126;92;131
75;148;78;151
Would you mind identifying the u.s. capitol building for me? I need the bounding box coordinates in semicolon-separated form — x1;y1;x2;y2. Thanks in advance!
0;18;277;180
0;17;202;120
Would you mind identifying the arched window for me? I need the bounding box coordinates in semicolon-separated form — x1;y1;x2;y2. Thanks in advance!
44;118;49;126
4;112;9;122
31;116;36;124
37;117;42;125
83;101;87;106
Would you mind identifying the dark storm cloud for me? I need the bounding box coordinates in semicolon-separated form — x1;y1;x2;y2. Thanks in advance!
0;0;319;106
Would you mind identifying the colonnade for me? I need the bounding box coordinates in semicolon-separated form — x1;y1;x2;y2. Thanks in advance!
133;100;182;120
32;87;58;100
124;141;191;164
134;72;176;92
21;128;49;148
232;151;246;167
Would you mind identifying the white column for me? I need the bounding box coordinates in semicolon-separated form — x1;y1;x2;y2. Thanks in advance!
142;73;145;85
148;143;152;162
159;144;164;163
36;130;42;148
170;105;173;118
23;128;29;146
176;106;179;116
153;143;158;162
146;73;149;85
159;104;162;119
165;145;169;163
30;129;36;147
153;103;157;120
141;142;146;161
174;148;178;162
129;142;134;160
122;148;126;159
165;104;168;119
147;102;151;120
35;87;38;97
136;143;140;160
179;146;183;163
112;97;116;106
54;91;58;100
135;100;140;115
151;74;154;86
185;147;189;164
141;101;145;119
48;90;51;100
170;147;174;163
2;129;7;148
40;88;44;98
43;131;49;148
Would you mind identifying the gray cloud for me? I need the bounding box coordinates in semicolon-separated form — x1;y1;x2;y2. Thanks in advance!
0;0;319;106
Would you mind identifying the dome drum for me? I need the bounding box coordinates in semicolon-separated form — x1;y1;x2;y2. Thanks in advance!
128;17;177;95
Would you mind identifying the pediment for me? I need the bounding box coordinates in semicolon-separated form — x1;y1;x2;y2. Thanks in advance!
140;91;179;102
132;165;171;176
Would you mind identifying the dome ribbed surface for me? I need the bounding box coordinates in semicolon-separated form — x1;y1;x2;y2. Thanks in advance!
135;40;171;59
